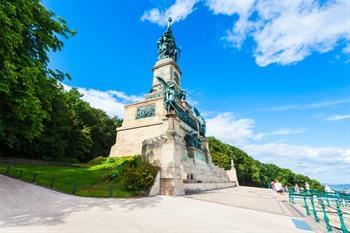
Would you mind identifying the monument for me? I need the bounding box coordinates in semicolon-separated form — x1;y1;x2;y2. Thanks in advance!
110;18;238;195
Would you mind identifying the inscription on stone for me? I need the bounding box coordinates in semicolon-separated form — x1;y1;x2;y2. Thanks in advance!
136;105;156;119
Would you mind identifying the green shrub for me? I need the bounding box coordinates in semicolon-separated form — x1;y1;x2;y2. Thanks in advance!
87;156;109;165
109;156;158;195
108;163;125;179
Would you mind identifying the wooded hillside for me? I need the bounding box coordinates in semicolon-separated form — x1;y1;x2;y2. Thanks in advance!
209;137;323;189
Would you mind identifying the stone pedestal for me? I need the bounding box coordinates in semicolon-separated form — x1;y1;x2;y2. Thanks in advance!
109;98;166;157
152;58;181;92
159;112;185;195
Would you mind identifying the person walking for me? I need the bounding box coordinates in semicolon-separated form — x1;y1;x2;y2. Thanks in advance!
305;182;310;194
294;184;300;194
274;180;283;201
325;184;333;193
271;180;275;190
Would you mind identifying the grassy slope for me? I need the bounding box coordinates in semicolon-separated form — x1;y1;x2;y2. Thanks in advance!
0;157;135;197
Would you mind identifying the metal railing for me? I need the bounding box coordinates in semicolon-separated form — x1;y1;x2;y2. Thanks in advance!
0;165;126;198
289;189;349;233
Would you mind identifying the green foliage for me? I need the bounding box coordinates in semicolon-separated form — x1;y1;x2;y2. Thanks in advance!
211;151;231;170
109;156;159;195
2;87;121;162
0;2;120;163
0;0;75;149
0;157;136;197
208;137;323;190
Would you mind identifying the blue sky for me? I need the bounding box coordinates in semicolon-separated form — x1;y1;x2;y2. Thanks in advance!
44;0;350;184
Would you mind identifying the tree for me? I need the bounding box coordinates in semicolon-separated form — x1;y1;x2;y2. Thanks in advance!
211;151;231;170
64;89;119;161
11;87;121;162
23;87;72;160
208;136;323;190
0;1;123;163
0;0;75;152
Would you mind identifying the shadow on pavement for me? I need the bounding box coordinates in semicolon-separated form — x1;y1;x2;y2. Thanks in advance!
0;175;162;227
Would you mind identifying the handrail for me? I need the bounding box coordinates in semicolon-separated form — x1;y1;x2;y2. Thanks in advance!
289;189;349;233
0;165;124;198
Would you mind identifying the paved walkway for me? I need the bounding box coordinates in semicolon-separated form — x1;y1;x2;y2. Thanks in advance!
0;175;313;233
188;186;293;216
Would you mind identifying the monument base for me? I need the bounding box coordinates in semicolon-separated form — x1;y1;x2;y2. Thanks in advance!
184;182;237;194
160;178;185;195
141;114;235;195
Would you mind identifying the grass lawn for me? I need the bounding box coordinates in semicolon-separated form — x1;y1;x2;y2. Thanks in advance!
0;156;137;198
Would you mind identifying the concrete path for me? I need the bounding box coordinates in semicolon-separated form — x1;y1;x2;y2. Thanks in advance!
0;175;313;233
188;186;293;216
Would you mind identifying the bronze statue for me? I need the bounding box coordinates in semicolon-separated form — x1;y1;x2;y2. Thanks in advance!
156;76;177;112
157;17;181;62
193;107;206;136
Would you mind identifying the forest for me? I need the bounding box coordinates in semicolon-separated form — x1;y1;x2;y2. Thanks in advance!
209;137;323;189
0;0;121;162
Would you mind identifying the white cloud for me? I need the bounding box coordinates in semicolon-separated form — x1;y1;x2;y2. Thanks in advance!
325;114;350;121
262;97;350;112
141;0;199;26
108;90;144;103
262;104;302;112
142;0;350;66
206;0;255;16
307;98;350;108
243;143;346;160
251;0;350;66
206;112;257;145
63;84;143;117
206;111;350;184
254;128;305;139
243;143;350;184
206;113;305;142
206;0;256;48
269;128;305;136
77;88;125;117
